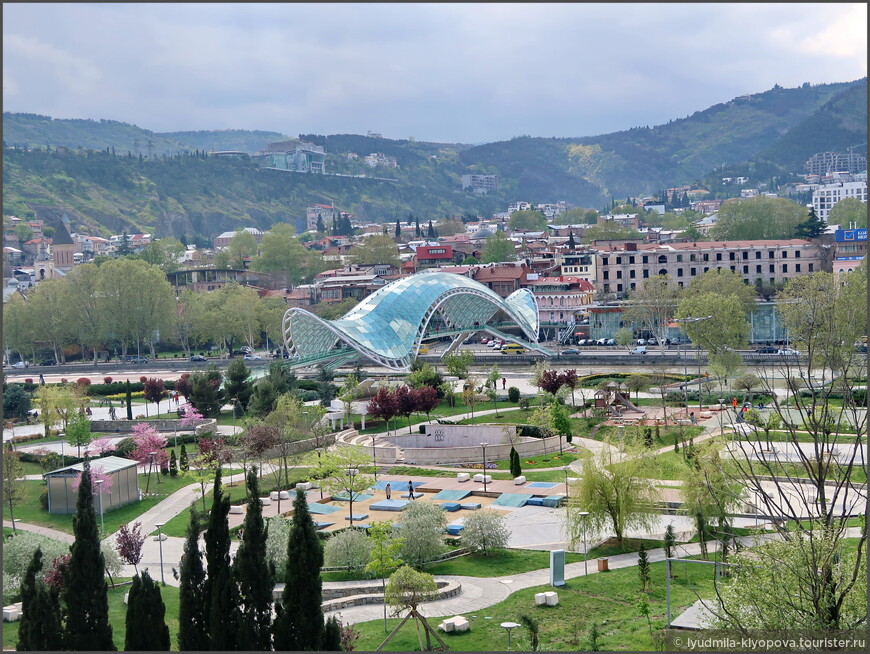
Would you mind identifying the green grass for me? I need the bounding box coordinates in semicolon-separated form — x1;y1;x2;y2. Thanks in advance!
2;580;181;652
594;424;705;448
746;429;866;444
356;399;536;434
352;556;718;651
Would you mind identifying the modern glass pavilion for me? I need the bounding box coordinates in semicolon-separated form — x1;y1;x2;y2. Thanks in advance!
282;270;544;371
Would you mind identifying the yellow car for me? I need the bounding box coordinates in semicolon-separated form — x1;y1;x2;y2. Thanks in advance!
501;343;527;355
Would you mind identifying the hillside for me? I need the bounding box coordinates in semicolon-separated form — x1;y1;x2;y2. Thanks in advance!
2;78;865;238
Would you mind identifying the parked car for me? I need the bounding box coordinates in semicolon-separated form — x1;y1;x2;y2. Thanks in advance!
646;337;657;346
629;346;648;355
596;338;608;346
38;359;57;366
605;338;615;346
480;337;490;344
755;346;778;354
240;346;253;354
777;348;800;356
189;355;207;362
636;339;646;346
561;348;580;355
577;339;588;346
243;354;263;361
11;361;29;368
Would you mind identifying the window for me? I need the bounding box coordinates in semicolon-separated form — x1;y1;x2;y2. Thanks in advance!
704;267;709;273
755;251;761;259
743;266;749;274
809;263;814;271
629;256;635;264
629;269;636;278
658;255;667;264
769;264;775;273
756;265;762;273
603;271;609;280
795;251;801;258
795;263;801;272
602;257;609;266
742;251;749;260
677;268;683;277
729;252;736;260
630;283;636;290
642;270;649;278
703;253;709;262
676;254;683;262
659;269;667;276
642;255;648;264
617;284;623;292
769;251;774;258
616;257;622;264
782;264;788;273
690;253;696;262
603;284;610;293
716;253;723;261
781;251;787;258
616;270;622;279
730;266;736;272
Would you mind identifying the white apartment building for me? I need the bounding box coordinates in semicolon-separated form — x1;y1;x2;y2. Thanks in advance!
812;181;868;222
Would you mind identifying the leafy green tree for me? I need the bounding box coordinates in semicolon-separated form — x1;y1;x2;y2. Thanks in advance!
137;237;186;273
124;570;170;651
178;507;208;651
481;231;516;263
676;293;749;356
382;566;441;652
508;209;547;231
349;233;400;267
711;196;808;240
3;443;25;533
63;459;115;650
566;436;659;548
614;327;634;349
366;521;405;632
322;616;341;651
16;547;64;651
273;489;325;651
682;269;757;313
64;262;108;364
251;223;326;285
179;443;189;473
637;542;650;592
827;196;867;228
443;350;474;378
313;445;374;527
227;229;258;268
233;466;274;650
582;222;642;243
398;500;447;567
169;449;178;477
323;529;372;570
461;509;511;555
552;208;598;225
188;367;223;417
202;468;238;650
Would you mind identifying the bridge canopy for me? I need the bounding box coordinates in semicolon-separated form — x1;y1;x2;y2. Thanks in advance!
282;270;541;371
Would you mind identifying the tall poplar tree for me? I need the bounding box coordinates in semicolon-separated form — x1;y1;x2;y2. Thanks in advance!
202;467;238;650
17;547;64;651
124;570;170;651
63;458;115;650
125;379;133;420
233;466;275;650
177;507;208;651
273;488;325;651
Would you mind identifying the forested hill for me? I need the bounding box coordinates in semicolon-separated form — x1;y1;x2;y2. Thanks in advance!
2;79;865;239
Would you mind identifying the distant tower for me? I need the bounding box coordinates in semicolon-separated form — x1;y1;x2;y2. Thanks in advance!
147;140;154;159
133;138;140;155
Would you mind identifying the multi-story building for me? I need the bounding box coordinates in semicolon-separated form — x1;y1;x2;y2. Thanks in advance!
526;275;595;326
212;227;262;249
461;174;499;192
832;227;867;277
812;181;868;222
805;151;867;177
472;262;533;298
589;239;826;298
267;140;326;174
557;250;597;285
364;153;398;168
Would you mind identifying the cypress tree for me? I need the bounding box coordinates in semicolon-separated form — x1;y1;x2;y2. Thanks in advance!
124;570;170;651
179;443;189;472
202;467;238;650
63;458;115;650
169;449;178;477
273;488;325;651
394;217;401;239
637;542;650;592
233;466;275;650
427;220;436;238
322;615;342;651
177;506;208;651
509;447;522;478
567;231;576;249
316;215;325;233
125;380;133;420
17;547;64;651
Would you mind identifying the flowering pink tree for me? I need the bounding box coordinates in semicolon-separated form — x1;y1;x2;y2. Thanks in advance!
72;465;113;494
179;402;203;429
115;520;145;574
87;436;115;457
131;422;168;492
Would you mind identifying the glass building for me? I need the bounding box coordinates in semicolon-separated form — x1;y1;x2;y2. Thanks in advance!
282;270;542;370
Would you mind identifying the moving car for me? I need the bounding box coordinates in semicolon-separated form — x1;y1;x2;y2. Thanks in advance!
777;348;800;356
417;344;430;354
561;348;580;355
38;359;57;366
755;346;778;354
11;361;29;368
629;346;648;355
501;343;528;354
243;354;263;361
189;355;207;362
126;355;149;364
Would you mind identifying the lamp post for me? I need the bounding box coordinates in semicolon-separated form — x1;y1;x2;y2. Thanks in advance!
371;434;377;482
316;448;324;499
231;397;239;435
145;451;157;493
154;522;166;585
480;442;488;493
59;434;66;468
501;622;520;651
579;511;590;576
95;478;105;534
673;316;713;411
347;468;357;526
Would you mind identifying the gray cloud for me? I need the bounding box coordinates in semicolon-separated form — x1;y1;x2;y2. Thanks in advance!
3;3;866;143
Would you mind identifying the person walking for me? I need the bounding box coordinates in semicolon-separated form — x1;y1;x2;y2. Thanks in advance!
407;480;415;499
385;482;392;500
731;397;738;411
502;377;507;390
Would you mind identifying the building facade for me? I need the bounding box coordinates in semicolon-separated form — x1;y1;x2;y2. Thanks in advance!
812;181;868;222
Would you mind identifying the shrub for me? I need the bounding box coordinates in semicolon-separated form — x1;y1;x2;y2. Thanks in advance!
508;386;521;403
75;378;92;390
103;377;113;384
518;398;531;410
297;390;320;402
323;529;373;571
39;489;49;511
113;438;136;457
2;531;70;603
461;509;511;555
398;501;447;567
518;425;551;439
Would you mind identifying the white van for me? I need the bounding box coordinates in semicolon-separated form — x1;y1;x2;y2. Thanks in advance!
629;346;647;355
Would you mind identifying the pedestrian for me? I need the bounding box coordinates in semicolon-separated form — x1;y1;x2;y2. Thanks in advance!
731;397;738;410
689;411;696;425
86;407;92;416
39;373;45;385
385;482;391;500
407;480;415;499
502;377;506;390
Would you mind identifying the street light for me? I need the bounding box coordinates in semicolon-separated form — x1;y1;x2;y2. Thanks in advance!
501;622;520;650
579;511;590;577
59;433;66;467
480;443;488;493
95;479;105;534
673;316;713;411
371;434;378;482
231;397;239;435
316;448;324;499
347;468;358;526
154;522;166;585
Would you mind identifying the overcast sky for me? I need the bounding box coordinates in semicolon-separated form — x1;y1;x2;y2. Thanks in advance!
3;3;866;144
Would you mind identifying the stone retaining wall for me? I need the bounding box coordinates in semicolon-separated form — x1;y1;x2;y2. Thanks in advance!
89;419;215;434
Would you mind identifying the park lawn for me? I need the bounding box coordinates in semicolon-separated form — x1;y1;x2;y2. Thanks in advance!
352;556;718;652
357;399;533;435
594;424;705;449
1;579;181;652
641;449;692;481
749;429;866;444
1;470;238;537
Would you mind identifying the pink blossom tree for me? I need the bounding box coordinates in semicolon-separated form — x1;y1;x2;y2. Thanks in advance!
115;520;145;575
179;402;203;429
44;553;71;592
72;465;113;494
87;436;115;458
131;422;168;492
